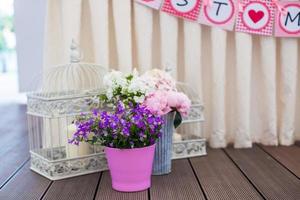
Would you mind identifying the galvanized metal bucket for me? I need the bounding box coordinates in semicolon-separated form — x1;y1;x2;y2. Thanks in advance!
152;112;174;175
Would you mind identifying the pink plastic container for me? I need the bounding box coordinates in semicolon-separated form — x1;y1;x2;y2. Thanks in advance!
105;144;156;192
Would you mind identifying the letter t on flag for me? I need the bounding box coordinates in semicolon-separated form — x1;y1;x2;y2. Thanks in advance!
198;0;238;30
274;1;300;37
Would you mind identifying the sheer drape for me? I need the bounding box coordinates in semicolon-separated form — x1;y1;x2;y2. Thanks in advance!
43;0;300;148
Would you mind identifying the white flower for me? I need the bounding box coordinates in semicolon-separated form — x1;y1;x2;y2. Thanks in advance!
101;68;179;105
127;77;146;94
106;88;113;100
140;76;156;94
103;70;126;89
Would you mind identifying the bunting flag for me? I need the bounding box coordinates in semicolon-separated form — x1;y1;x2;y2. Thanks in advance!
274;2;300;37
235;0;275;36
198;0;237;30
161;0;202;21
135;0;300;38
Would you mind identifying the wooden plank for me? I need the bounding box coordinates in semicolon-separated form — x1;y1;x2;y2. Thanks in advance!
0;162;51;200
42;173;100;200
260;145;300;178
190;148;263;200
0;104;30;187
0;104;27;151
95;171;148;200
0;136;29;177
0;104;27;152
225;145;300;200
0;141;30;188
0;104;26;122
150;159;205;200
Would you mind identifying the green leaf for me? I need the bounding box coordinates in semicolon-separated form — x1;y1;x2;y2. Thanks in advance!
174;111;182;129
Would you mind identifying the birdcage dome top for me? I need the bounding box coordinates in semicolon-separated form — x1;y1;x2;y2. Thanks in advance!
41;40;108;94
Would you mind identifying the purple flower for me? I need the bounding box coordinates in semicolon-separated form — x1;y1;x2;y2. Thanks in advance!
133;114;141;122
137;121;145;129
150;138;155;145
92;108;99;116
139;132;145;137
116;101;125;114
70;101;164;149
122;126;130;136
147;116;155;124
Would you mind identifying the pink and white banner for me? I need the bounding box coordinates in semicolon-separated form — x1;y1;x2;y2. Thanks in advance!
134;0;300;38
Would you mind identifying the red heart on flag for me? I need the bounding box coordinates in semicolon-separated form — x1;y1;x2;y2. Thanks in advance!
248;10;264;23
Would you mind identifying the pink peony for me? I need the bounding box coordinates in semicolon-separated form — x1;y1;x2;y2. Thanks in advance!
141;69;191;117
175;92;191;117
143;91;172;116
141;69;177;92
144;90;191;117
166;91;191;117
166;91;178;108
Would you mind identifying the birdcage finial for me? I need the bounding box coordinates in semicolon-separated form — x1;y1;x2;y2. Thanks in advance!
164;63;172;74
70;39;82;63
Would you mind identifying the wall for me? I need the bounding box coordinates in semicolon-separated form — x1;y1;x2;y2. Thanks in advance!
14;0;47;92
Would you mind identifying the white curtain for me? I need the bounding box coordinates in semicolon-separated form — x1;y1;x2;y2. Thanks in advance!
43;0;300;148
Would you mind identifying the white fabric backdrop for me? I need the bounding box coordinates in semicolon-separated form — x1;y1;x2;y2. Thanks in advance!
43;0;300;148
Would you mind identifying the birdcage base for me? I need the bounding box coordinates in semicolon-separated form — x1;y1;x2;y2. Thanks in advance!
30;147;108;180
172;138;207;159
30;138;206;180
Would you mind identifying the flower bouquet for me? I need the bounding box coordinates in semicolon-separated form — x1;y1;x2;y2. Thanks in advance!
70;102;164;192
100;69;191;128
70;68;191;191
99;69;191;175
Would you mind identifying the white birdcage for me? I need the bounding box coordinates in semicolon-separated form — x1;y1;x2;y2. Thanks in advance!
27;90;108;180
27;41;109;180
172;82;206;159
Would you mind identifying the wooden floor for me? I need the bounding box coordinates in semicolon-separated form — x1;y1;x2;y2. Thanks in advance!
0;104;299;200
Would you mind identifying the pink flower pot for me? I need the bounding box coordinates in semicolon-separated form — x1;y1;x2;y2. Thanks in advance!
105;144;156;192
